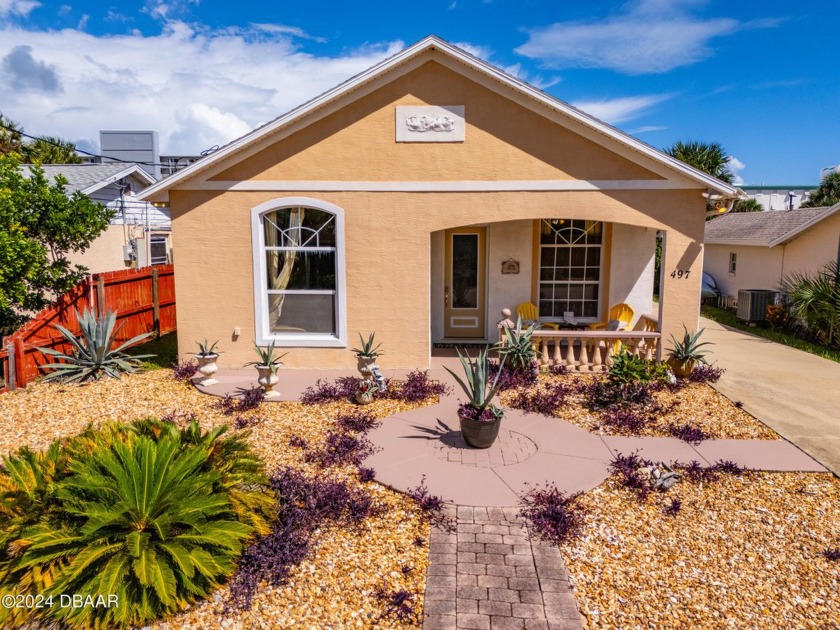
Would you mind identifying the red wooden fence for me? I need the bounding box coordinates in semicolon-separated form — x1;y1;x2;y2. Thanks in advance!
0;265;175;392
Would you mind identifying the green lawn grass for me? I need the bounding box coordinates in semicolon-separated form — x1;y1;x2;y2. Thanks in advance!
701;304;840;364
126;332;178;369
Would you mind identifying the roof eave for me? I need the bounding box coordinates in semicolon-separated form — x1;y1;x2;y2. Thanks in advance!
80;164;156;195
768;202;840;247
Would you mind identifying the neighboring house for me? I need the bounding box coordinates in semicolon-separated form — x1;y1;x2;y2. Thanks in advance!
139;36;739;370
28;163;173;273
704;203;840;298
740;185;816;212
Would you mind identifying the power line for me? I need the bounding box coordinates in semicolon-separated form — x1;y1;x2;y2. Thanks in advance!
0;121;213;168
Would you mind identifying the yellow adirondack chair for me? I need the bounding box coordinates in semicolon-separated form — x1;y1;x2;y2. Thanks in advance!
516;302;559;330
587;303;635;356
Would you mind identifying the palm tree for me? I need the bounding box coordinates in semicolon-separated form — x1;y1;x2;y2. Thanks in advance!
22;136;82;164
782;260;840;349
730;198;764;213
0;113;24;155
665;140;735;184
801;172;840;208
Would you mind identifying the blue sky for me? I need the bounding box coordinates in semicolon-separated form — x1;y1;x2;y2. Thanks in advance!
0;0;837;185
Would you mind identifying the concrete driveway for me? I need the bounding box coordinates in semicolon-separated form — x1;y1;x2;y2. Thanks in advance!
700;317;840;476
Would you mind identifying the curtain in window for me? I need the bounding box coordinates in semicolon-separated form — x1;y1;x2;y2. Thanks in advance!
266;208;305;322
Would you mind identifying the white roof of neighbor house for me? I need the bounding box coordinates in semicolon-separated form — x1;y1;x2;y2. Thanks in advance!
22;163;156;195
705;202;840;247
139;35;742;202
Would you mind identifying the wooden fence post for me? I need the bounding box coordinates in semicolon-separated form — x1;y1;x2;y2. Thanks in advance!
5;343;15;392
95;275;106;316
151;268;161;337
13;338;25;389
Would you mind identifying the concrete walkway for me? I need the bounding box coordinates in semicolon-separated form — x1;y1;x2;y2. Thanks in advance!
701;316;840;476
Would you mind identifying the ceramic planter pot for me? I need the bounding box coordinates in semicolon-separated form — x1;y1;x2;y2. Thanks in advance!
195;353;219;386
458;407;503;449
255;364;280;398
355;388;375;405
667;357;696;379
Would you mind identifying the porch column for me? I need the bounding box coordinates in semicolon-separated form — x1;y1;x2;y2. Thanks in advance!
658;226;704;358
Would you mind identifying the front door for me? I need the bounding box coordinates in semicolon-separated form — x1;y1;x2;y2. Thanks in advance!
444;227;486;338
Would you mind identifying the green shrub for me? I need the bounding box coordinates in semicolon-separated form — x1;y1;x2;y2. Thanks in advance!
782;260;840;349
608;350;670;385
495;317;537;370
0;419;273;629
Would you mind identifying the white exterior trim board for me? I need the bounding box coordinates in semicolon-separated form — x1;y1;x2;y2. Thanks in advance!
191;179;699;193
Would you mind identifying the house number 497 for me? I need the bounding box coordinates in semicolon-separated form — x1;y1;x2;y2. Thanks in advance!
670;270;691;279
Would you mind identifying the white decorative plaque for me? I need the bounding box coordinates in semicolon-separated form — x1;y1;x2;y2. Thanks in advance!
396;106;465;142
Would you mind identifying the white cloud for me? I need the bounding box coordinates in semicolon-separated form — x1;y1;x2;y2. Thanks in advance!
0;21;403;154
516;0;777;74
501;63;560;90
0;0;40;18
727;155;745;185
570;94;673;124
628;125;667;134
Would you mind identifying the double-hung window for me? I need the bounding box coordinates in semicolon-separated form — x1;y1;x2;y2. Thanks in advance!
538;219;603;321
252;198;346;346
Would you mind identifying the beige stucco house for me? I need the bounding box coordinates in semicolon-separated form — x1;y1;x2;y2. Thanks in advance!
31;163;173;273
704;203;840;298
139;36;739;369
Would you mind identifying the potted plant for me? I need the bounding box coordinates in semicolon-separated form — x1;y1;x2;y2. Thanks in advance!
351;332;383;379
190;338;221;386
247;341;288;398
444;349;507;449
495;316;539;377
666;326;713;379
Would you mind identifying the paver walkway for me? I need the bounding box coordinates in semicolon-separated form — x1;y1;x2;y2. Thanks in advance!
424;506;583;630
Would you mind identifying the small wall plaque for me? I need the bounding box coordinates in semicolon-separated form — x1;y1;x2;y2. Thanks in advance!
396;105;465;142
501;258;520;274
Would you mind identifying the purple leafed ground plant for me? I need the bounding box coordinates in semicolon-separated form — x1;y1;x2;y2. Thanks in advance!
823;547;840;562
509;382;570;415
667;423;710;445
219;387;265;415
227;467;378;610
172;360;198;381
664;498;682;516
518;483;585;545
407;475;453;530
387;370;451;401
336;410;380;433
688;364;725;384
601;409;646;432
374;587;417;623
488;362;538;391
305;430;378;468
607;451;656;501
299;377;358;404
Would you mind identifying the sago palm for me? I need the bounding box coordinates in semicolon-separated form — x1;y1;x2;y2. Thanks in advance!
14;432;255;629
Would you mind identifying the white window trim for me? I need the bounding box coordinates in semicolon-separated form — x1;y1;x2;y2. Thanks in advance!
251;197;347;348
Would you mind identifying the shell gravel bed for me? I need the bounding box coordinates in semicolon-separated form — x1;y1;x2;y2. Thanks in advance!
0;370;432;629
564;471;840;629
500;374;779;440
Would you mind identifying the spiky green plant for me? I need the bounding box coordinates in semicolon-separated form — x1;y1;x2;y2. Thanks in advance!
0;420;272;629
782;260;840;349
246;341;288;374
38;308;154;383
350;332;383;358
190;338;221;357
667;327;713;365
495;317;537;370
444;348;506;413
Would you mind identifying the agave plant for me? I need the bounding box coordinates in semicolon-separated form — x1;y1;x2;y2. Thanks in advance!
350;332;383;358
667;326;713;378
190;338;221;357
444;348;506;419
246;341;289;374
38;308;154;383
4;423;263;629
495;316;537;370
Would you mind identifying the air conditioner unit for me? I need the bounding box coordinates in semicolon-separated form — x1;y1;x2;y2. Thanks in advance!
736;290;776;323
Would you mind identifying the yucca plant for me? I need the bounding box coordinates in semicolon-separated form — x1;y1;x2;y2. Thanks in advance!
0;420;272;629
667;326;713;378
444;349;506;421
350;332;383;359
190;338;221;357
38;308;154;383
495;317;537;370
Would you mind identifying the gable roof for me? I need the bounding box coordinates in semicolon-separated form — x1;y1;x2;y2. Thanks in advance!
23;163;156;195
705;202;840;247
139;35;741;203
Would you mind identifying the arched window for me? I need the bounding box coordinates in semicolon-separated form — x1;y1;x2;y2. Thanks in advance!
251;197;346;347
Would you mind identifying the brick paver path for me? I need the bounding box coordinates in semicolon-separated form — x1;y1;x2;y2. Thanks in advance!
423;506;584;630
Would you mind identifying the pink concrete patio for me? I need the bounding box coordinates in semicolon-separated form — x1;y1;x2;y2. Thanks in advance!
193;356;827;507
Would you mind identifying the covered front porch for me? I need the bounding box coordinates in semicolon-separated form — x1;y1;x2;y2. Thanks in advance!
430;217;662;368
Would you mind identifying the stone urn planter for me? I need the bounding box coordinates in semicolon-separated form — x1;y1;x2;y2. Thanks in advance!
458;404;503;449
356;356;378;380
667;357;696;379
195;353;219;386
255;364;280;399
